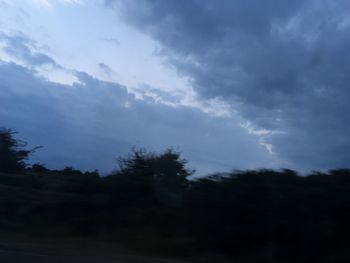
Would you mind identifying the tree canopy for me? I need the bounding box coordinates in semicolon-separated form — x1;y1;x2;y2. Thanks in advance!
0;128;39;173
110;148;194;205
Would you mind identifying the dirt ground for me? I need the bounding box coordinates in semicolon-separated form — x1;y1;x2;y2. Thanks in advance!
0;237;190;263
0;249;189;263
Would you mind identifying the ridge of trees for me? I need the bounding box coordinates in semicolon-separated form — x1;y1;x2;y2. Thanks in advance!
1;128;350;262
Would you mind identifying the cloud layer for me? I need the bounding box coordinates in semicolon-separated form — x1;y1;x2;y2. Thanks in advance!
0;34;272;174
107;0;350;170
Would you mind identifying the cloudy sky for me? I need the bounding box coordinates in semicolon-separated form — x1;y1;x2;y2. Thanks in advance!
1;0;349;174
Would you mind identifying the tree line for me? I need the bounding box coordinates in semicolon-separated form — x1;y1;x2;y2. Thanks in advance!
1;128;350;262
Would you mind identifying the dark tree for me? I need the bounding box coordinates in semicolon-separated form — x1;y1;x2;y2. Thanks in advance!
152;149;194;205
0;128;40;173
118;148;193;178
110;148;194;205
30;163;50;173
61;166;83;175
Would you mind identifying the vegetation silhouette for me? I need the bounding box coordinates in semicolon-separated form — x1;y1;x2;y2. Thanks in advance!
1;128;350;262
0;128;41;173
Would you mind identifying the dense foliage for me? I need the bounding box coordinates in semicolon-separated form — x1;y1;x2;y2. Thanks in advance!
1;129;350;262
0;128;40;173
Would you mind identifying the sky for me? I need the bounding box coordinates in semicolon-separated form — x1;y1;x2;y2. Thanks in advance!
0;0;349;174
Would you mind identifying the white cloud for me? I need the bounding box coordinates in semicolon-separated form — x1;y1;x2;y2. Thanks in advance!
34;0;51;7
34;0;82;8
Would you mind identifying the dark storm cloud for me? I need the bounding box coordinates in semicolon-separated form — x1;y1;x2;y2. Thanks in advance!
107;0;350;170
0;60;272;174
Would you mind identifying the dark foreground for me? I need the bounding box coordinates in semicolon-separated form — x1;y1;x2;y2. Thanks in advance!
0;250;150;263
0;250;191;263
0;239;189;263
0;250;186;263
1;168;350;262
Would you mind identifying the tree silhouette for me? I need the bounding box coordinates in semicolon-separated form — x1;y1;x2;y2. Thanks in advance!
110;148;194;205
117;148;193;180
0;128;40;173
